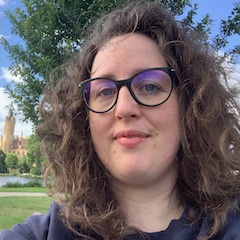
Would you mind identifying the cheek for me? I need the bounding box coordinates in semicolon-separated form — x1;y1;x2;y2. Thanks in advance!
155;96;180;127
89;114;100;145
167;92;181;125
168;100;181;150
154;96;181;143
89;114;110;163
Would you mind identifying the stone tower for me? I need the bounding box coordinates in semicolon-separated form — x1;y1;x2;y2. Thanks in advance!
1;104;16;154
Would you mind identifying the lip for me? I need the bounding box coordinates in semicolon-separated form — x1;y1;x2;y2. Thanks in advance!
114;129;149;148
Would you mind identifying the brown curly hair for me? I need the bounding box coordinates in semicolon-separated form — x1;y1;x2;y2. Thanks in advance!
38;1;240;239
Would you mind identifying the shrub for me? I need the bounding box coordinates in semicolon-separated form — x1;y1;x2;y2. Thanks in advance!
2;181;43;188
24;181;42;187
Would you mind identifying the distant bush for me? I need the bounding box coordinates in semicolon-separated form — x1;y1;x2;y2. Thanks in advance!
24;181;43;187
2;181;22;188
2;181;43;188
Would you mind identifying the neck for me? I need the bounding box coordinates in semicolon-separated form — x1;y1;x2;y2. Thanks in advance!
116;180;183;233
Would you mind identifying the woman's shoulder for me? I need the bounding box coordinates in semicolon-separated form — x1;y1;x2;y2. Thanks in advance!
200;197;240;240
218;198;240;239
0;201;77;240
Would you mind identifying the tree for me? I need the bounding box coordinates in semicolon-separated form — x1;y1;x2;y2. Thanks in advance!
0;0;129;125
0;150;7;173
1;0;239;126
214;2;240;62
5;153;18;171
26;133;44;175
18;155;30;173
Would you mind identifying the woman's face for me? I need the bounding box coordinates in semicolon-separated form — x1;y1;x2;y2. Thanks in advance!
89;33;181;188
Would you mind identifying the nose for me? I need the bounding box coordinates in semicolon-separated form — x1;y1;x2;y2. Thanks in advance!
114;86;141;120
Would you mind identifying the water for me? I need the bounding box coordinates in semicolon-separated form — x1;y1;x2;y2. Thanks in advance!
0;176;43;187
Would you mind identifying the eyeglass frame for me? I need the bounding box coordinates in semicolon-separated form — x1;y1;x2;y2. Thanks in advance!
79;67;176;113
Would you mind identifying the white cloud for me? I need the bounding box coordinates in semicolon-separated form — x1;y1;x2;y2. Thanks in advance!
0;34;10;40
215;51;240;90
0;87;33;138
0;0;8;6
0;66;22;83
223;61;240;90
0;67;32;138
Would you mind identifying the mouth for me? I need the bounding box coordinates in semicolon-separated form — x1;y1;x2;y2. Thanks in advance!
114;130;149;148
114;130;149;139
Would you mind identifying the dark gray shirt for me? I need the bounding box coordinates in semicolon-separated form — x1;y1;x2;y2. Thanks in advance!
1;201;240;240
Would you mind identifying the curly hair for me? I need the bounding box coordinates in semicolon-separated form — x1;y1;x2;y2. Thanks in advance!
38;1;240;239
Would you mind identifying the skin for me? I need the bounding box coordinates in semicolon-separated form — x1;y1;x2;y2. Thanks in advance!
89;33;182;232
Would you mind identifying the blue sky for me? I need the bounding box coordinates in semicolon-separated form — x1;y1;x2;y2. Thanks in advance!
0;0;239;137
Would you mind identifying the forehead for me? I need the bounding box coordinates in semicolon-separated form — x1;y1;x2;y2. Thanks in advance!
91;33;168;78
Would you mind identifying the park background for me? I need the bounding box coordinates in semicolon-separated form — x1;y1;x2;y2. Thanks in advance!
0;0;239;232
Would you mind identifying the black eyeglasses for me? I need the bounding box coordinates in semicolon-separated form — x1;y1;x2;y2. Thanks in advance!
79;67;176;113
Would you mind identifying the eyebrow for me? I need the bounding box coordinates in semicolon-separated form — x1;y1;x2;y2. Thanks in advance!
90;67;161;80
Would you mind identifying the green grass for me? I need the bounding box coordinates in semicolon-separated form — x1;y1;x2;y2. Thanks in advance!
0;187;46;193
0;197;53;230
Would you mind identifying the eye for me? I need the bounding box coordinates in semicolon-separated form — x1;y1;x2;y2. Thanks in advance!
143;84;158;92
98;87;116;97
89;79;117;100
136;80;163;95
132;69;172;97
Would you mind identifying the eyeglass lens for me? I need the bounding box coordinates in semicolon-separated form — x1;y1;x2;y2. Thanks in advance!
83;69;172;113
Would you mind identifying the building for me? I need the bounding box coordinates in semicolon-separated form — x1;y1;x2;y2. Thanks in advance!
0;107;28;158
11;133;28;157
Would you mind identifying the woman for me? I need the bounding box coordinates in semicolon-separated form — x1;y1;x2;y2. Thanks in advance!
1;1;240;240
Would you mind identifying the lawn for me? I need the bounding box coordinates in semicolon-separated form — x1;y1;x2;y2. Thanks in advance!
0;196;53;230
0;187;46;193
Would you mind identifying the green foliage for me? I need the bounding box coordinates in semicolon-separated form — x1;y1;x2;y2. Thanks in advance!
161;0;190;16
26;133;44;175
18;155;30;173
0;149;7;173
1;181;23;188
214;2;240;57
5;153;19;170
0;0;239;126
1;180;42;188
0;0;128;125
